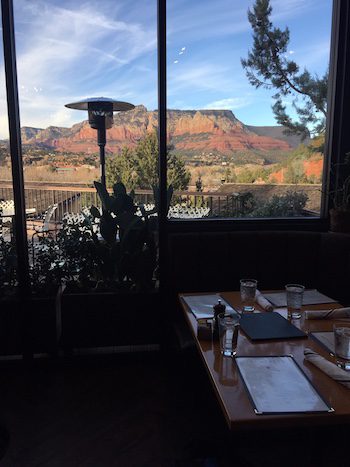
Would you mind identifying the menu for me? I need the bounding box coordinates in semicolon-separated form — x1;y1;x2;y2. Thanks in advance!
180;294;237;319
236;356;333;414
263;289;336;308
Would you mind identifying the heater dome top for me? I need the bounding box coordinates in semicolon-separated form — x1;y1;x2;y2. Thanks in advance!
65;97;135;112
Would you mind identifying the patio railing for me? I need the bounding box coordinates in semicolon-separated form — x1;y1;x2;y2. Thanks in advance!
0;181;244;219
0;180;321;220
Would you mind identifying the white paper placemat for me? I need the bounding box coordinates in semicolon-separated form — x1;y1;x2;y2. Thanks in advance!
180;294;236;319
263;289;336;308
236;356;332;414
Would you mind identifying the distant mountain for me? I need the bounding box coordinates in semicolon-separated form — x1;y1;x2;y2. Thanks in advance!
21;125;73;147
246;125;309;149
19;106;299;159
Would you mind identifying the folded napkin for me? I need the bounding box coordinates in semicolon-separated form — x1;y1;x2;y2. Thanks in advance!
304;348;350;388
255;290;274;312
304;307;350;320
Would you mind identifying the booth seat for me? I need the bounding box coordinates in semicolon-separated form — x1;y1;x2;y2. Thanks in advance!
167;231;350;307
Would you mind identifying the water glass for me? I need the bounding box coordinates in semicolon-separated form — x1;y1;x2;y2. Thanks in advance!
334;325;350;365
217;312;240;357
285;284;305;319
240;279;257;312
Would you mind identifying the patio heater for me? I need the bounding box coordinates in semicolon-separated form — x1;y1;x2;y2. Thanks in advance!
65;97;135;187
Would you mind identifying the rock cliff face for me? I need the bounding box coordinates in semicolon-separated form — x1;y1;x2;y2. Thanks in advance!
303;158;323;179
268;155;323;183
21;105;291;155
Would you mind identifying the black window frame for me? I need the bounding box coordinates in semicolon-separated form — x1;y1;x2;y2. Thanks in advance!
1;0;350;293
160;0;348;234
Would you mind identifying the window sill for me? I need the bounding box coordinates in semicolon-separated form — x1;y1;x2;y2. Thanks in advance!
166;216;329;233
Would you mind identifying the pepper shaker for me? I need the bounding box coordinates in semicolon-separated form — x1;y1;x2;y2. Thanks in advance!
213;299;226;340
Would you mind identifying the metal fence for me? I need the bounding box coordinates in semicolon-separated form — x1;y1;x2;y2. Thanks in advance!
0;180;321;219
0;181;246;219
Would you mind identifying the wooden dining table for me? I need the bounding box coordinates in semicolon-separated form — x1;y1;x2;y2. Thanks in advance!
179;291;350;431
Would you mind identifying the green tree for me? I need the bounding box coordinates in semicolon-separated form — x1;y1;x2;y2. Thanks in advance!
241;0;328;139
284;160;308;184
106;146;140;190
224;167;237;183
195;175;203;192
236;168;255;183
250;190;308;217
106;132;190;191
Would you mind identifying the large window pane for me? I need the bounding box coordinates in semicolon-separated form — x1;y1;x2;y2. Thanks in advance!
167;0;332;219
13;0;158;291
0;8;18;296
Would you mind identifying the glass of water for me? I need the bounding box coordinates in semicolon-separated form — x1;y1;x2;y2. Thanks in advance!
334;325;350;369
217;313;240;357
285;284;305;319
240;279;257;312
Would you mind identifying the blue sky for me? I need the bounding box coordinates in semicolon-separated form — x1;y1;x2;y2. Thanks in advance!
0;0;332;138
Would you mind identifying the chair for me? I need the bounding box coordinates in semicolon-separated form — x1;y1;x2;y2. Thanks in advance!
0;200;14;225
0;206;12;241
31;204;58;263
62;209;103;240
34;203;58;234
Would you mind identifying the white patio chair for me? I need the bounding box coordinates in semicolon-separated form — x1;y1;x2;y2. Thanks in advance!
34;203;58;234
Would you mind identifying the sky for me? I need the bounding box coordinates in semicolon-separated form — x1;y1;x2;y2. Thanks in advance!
0;0;332;138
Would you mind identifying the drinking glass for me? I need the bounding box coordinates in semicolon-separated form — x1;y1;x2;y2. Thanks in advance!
240;279;257;312
334;325;350;369
217;312;240;357
285;284;305;319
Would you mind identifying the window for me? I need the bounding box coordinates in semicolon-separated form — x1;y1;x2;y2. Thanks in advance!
13;0;158;206
10;0;158;292
0;5;19;295
166;0;333;220
1;0;350;294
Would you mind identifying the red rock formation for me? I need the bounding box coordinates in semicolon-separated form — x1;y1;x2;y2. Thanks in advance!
21;106;291;156
303;157;323;178
269;155;323;183
269;168;285;183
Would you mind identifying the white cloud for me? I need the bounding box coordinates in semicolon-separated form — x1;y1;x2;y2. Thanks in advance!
272;0;318;20
168;63;233;94
204;97;251;110
297;41;331;68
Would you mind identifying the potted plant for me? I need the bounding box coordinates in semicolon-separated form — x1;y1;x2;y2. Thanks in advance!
329;153;350;233
29;235;68;355
0;238;22;355
59;181;173;351
0;235;65;356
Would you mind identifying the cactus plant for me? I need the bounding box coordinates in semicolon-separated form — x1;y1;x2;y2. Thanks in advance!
88;181;158;291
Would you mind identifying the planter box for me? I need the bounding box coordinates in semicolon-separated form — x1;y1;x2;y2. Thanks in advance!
27;288;62;355
0;287;62;356
330;208;350;233
0;296;22;355
60;289;161;350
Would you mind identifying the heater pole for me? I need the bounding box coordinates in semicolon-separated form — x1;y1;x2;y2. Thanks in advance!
97;118;106;187
65;98;135;189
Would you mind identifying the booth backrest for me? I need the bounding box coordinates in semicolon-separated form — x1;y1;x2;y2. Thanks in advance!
167;231;350;306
